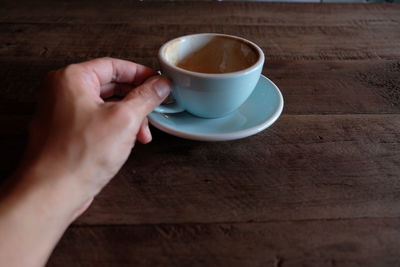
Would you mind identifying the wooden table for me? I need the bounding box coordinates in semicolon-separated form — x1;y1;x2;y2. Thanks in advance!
1;1;400;266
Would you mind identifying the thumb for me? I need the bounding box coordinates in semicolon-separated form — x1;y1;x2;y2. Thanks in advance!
123;76;171;118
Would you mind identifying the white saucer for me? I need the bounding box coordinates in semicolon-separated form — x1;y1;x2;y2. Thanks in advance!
148;75;284;141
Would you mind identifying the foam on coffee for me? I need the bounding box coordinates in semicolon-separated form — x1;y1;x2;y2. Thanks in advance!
174;36;258;74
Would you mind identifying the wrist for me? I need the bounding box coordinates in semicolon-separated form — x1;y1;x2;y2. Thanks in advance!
0;163;82;267
11;160;89;224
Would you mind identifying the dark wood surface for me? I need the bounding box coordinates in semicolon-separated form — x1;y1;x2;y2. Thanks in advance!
1;1;400;266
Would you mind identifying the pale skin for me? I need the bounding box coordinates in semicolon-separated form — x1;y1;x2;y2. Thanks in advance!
0;57;171;267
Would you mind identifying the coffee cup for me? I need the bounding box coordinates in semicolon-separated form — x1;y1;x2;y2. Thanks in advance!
155;33;264;119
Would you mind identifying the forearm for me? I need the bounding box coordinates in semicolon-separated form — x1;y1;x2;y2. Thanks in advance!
0;166;80;267
0;58;169;267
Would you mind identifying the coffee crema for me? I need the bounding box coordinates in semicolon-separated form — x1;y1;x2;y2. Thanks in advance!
175;36;258;74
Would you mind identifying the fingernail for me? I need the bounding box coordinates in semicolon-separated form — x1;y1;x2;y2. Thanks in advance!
153;77;171;99
144;124;152;142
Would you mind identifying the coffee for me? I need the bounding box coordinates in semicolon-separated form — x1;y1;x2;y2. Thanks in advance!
175;36;258;74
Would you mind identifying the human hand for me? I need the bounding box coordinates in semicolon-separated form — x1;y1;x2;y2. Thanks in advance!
0;57;171;267
20;57;171;220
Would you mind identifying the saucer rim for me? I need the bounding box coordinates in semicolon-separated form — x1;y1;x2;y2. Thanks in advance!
148;75;284;141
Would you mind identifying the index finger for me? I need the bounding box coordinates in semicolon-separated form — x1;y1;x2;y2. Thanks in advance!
78;57;156;86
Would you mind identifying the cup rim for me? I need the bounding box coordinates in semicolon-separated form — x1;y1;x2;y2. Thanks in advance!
158;33;265;78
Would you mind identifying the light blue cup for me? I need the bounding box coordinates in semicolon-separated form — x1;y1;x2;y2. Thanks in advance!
156;33;265;119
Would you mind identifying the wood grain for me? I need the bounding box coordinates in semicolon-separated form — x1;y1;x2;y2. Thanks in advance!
1;2;400;266
78;114;398;224
1;60;399;115
1;2;399;62
1;21;399;61
48;218;400;267
1;2;399;27
0;114;399;224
